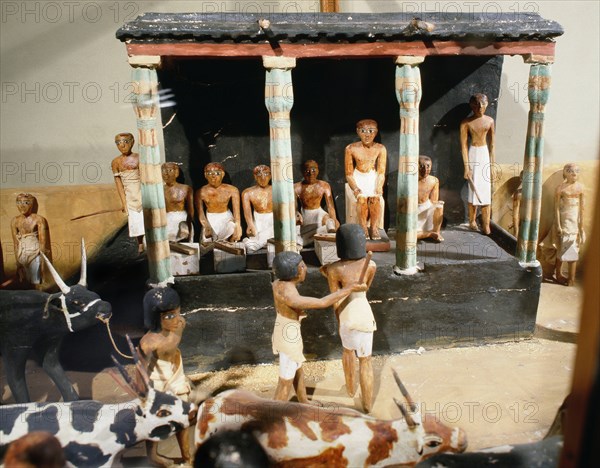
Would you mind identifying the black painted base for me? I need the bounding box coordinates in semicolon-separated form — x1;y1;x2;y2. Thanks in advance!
175;226;541;374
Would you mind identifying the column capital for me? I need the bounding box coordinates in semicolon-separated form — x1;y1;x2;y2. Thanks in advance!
395;56;425;66
523;54;554;64
263;56;296;70
128;55;162;68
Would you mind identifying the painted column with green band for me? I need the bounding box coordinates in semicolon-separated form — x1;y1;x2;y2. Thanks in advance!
131;64;172;285
517;62;551;265
394;56;425;275
263;56;297;253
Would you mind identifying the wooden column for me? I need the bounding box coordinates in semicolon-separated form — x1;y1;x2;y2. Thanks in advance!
130;56;172;286
516;57;552;266
263;56;297;253
394;56;424;275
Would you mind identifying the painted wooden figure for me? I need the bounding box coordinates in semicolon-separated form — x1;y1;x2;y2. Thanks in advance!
111;132;145;253
460;94;496;235
139;287;192;466
321;224;377;412
10;193;51;288
551;163;586;286
195;162;242;243
295;160;339;246
242;164;274;253
417;156;445;242
345;119;387;240
162;162;194;243
271;251;363;403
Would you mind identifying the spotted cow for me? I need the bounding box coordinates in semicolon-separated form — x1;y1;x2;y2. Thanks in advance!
0;341;196;467
196;370;467;466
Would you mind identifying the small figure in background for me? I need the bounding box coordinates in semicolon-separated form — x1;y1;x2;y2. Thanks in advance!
112;132;145;253
295;160;339;246
4;431;66;468
551;163;585;286
321;224;377;412
460;94;496;235
417;156;445;242
139;287;192;466
10;193;51;289
345;119;387;240
271;251;362;403
195;162;242;243
242;165;274;253
162;162;194;242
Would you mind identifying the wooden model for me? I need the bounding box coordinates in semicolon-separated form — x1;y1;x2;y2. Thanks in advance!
111;132;145;253
345;119;387;240
417;156;445;242
162;162;194;243
140;287;192;466
195;162;242;243
271;251;360;403
550;163;585;286
460;94;496;235
295;160;339;247
242;164;274;253
10;193;51;288
321;224;377;412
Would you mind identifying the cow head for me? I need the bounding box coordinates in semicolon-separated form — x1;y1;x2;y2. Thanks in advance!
392;369;467;461
109;337;197;446
41;239;112;331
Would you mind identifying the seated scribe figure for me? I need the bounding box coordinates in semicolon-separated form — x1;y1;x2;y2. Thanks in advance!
162;162;194;243
417;156;444;242
295;160;339;247
242;165;274;253
195;162;242;243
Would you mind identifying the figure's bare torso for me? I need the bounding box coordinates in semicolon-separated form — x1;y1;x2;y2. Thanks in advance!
111;153;140;172
244;185;273;214
165;183;192;213
418;175;439;204
346;142;385;173
295;180;331;210
463;115;493;147
200;184;238;213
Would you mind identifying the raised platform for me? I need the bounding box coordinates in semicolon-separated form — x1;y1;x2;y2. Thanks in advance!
174;225;541;374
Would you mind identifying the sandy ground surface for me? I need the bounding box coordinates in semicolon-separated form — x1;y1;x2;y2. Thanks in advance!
1;281;580;465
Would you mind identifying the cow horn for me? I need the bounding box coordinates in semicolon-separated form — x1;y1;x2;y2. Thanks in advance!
394;397;418;429
111;355;135;389
126;335;150;389
78;238;87;287
392;368;417;412
41;253;70;294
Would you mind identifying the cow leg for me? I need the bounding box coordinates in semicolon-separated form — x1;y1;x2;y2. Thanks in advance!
176;427;192;465
2;347;31;403
39;340;79;401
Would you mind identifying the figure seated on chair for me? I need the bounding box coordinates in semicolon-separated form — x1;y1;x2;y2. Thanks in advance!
294;160;339;247
242;165;274;253
417;155;444;242
344;119;387;240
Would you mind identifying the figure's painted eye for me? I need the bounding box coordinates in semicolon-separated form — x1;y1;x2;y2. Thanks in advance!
156;409;172;418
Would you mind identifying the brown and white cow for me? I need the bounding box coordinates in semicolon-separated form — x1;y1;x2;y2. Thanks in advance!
196;370;467;466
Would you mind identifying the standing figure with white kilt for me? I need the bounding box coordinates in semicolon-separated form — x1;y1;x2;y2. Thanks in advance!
460;94;496;235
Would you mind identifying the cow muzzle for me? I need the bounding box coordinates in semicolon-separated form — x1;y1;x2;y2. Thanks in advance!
95;301;113;322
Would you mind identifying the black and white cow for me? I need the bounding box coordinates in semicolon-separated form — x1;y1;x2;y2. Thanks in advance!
0;241;112;403
0;340;197;467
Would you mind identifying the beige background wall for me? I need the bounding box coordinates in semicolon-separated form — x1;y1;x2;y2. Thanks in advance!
1;1;598;280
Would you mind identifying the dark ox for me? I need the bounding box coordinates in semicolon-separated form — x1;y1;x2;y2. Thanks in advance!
0;341;196;467
0;241;112;403
196;370;467;466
